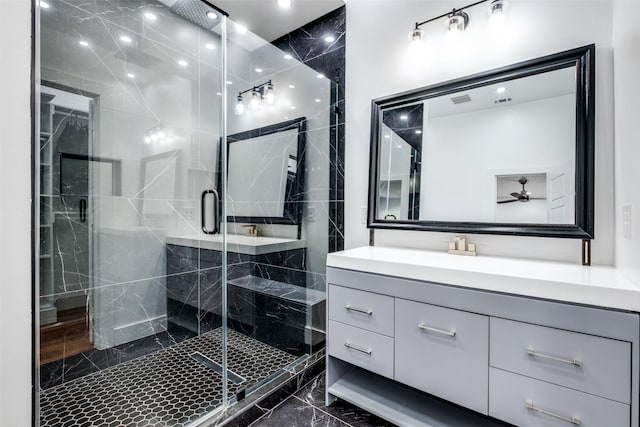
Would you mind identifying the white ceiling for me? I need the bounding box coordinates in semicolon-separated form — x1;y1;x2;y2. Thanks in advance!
210;0;345;41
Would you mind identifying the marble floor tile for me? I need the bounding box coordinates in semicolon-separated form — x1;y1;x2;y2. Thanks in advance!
249;395;350;427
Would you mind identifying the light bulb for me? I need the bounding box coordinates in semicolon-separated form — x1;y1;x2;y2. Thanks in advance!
250;90;261;110
408;27;424;44
265;83;275;105
235;95;245;115
446;11;468;35
488;0;507;25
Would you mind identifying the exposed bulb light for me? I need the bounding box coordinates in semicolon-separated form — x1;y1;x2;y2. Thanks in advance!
235;95;245;115
144;12;157;21
488;0;507;25
496;86;506;94
447;10;469;35
79;40;89;47
235;24;248;34
277;0;292;8
120;35;132;44
265;83;275;105
283;54;293;60
40;1;50;9
206;11;218;20
324;35;336;43
408;27;424;44
250;90;261;110
205;43;215;50
178;59;188;67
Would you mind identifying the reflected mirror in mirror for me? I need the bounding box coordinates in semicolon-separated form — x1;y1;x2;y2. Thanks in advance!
369;45;595;238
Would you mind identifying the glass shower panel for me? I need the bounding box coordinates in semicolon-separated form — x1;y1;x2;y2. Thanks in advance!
220;18;333;402
37;1;229;425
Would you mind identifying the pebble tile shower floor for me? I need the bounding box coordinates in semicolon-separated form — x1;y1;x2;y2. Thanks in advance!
39;328;298;427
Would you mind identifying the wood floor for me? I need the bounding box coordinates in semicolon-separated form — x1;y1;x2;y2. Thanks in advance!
40;307;94;365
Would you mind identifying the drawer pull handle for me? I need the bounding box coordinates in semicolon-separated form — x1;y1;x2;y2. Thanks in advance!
345;305;373;315
526;401;581;425
344;342;372;355
527;349;582;367
418;323;456;337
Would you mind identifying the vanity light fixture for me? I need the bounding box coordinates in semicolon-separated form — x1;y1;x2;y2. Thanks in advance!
408;0;509;43
235;80;276;115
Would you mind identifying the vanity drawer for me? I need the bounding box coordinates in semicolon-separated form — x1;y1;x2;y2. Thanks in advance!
328;285;394;337
489;368;630;427
395;299;489;415
490;317;631;404
328;320;394;379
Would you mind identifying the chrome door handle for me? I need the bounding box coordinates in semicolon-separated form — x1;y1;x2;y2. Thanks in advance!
418;323;456;337
526;401;581;425
344;342;372;355
345;305;373;315
201;189;219;234
527;349;582;367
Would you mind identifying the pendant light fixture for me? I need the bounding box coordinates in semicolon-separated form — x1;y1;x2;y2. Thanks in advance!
235;94;245;115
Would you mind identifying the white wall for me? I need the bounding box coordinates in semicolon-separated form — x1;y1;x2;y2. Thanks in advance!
345;0;615;264
613;1;640;284
0;0;33;424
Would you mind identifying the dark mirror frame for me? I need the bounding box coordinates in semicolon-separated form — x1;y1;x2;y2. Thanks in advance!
218;117;307;228
368;44;595;239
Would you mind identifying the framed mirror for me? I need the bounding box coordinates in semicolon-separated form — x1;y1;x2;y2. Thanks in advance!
368;45;595;239
220;117;307;226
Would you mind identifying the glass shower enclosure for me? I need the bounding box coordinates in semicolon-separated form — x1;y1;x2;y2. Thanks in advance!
35;1;331;425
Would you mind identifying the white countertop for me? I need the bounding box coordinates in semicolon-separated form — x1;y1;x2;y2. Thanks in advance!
327;246;640;312
166;234;306;255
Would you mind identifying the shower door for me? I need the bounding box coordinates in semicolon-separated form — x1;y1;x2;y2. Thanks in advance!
37;1;232;425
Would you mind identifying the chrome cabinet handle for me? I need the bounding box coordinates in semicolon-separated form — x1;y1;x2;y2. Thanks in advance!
344;305;373;315
418;323;456;337
344;342;372;355
527;348;582;367
526;401;581;425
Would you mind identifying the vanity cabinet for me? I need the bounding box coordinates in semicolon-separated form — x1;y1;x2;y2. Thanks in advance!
326;261;640;427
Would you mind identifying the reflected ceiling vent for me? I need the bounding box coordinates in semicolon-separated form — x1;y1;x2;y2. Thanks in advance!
451;94;472;104
494;97;513;104
170;0;224;30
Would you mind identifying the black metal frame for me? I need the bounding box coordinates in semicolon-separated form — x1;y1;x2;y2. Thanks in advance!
368;45;596;239
217;117;307;236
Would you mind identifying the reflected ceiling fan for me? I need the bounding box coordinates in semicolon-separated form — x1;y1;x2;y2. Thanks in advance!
497;177;544;204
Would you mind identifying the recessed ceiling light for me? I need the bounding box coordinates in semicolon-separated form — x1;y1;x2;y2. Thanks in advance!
415;130;422;134
235;24;248;34
205;43;215;50
288;84;295;89
324;35;335;43
178;59;188;67
400;115;408;120
277;0;292;8
206;11;217;20
315;99;321;103
216;92;222;96
120;35;132;44
127;73;135;79
40;1;50;9
284;116;289;119
283;54;293;60
226;81;233;85
291;106;296;110
79;40;89;47
255;68;263;73
316;73;325;79
144;12;157;21
384;135;390;139
496;86;506;94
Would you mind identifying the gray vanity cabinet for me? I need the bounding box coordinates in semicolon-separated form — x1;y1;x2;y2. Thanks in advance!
395;299;489;414
326;267;640;427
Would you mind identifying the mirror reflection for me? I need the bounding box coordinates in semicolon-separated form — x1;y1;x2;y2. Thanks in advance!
376;66;577;225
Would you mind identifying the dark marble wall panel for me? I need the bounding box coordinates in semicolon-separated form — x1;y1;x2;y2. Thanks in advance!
271;6;346;253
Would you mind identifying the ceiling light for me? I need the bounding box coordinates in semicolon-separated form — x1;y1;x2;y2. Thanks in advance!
315;99;321;103
277;0;292;8
127;73;135;79
316;73;325;79
291;106;296;110
226;81;233;85
144;12;157;21
265;83;275;105
284;116;289;119
284;54;293;60
205;43;215;50
79;40;89;47
120;35;132;44
206;11;218;20
235;95;245;115
255;68;263;73
496;86;506;94
415;130;422;134
40;1;50;9
216;92;222;96
250;90;261;111
447;10;469;35
384;135;390;139
324;35;336;43
400;115;408;120
288;84;296;89
235;24;248;34
178;59;188;67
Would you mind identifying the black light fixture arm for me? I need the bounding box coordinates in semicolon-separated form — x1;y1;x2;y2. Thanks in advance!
237;80;273;98
414;0;491;30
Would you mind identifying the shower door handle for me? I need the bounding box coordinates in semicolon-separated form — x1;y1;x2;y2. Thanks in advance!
201;189;219;234
79;199;87;223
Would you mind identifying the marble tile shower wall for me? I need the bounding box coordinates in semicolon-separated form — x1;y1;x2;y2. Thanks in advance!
271;6;346;254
